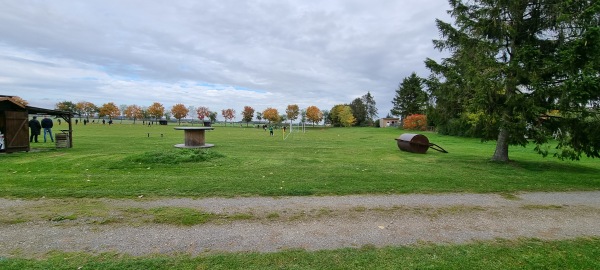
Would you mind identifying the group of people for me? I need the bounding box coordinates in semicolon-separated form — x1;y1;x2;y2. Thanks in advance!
259;124;287;136
28;116;54;143
30;116;111;143
73;119;114;125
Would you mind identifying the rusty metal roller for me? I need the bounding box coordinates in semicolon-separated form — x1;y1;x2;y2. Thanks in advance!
395;133;448;154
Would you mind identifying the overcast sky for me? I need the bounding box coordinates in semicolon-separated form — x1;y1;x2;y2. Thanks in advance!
1;0;451;120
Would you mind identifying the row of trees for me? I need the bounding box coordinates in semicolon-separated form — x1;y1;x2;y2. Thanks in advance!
248;105;324;127
56;101;173;124
389;0;600;162
54;100;330;127
54;92;378;128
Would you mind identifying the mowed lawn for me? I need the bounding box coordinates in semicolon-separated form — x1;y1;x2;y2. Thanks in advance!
1;121;599;198
2;122;600;269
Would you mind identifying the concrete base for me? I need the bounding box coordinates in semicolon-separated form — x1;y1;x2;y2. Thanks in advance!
174;143;214;149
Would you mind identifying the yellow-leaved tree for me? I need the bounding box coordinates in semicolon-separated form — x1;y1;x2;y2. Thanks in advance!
147;102;165;123
124;105;143;124
99;102;120;121
76;101;97;122
262;107;280;124
306;106;323;126
285;104;299;130
338;106;355;127
171;104;189;125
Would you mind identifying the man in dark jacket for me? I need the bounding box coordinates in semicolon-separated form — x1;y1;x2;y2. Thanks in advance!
29;116;41;143
41;116;54;143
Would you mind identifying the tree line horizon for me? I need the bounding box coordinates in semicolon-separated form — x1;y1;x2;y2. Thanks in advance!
41;91;379;128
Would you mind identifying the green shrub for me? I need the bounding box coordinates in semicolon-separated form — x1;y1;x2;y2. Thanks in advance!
126;149;224;165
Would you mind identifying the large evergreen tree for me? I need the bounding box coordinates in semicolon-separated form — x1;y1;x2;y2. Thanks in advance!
428;0;600;162
361;91;378;126
350;98;367;126
390;72;428;119
425;40;478;137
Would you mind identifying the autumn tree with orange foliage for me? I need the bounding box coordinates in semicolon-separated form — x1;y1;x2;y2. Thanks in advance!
147;102;165;122
402;114;427;131
124;105;143;124
170;104;189;125
284;104;298;131
99;102;120;121
262;107;280;123
306;106;323;126
221;108;236;126
76;101;97;121
241;106;255;127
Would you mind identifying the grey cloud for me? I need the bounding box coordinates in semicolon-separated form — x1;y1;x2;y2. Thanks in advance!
1;0;451;117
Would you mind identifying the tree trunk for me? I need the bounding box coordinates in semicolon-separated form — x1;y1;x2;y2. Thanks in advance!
492;127;510;162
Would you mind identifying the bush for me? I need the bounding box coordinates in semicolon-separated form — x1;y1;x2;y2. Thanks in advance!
403;114;427;131
125;149;224;165
438;117;472;136
436;112;493;138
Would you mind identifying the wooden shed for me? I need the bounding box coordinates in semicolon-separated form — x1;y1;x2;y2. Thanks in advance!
0;97;29;152
0;96;74;153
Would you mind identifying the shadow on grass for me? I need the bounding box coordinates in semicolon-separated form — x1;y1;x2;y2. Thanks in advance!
508;160;600;174
430;152;599;178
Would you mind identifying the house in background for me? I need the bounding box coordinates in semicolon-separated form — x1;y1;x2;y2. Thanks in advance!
379;117;400;128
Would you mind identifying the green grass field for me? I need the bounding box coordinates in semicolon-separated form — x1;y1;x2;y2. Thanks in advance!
1;122;599;268
2;238;599;269
1;121;599;198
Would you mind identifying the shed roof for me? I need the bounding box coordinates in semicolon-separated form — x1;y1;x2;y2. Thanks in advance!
27;105;73;117
0;97;26;109
0;96;72;117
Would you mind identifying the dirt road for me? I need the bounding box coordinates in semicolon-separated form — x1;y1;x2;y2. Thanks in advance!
1;191;600;258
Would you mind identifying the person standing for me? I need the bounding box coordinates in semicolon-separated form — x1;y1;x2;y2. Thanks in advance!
41;116;54;143
29;116;41;143
269;125;274;136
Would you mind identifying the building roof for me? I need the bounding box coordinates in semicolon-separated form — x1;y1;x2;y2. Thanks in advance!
27;105;73;117
0;97;26;109
0;95;72;116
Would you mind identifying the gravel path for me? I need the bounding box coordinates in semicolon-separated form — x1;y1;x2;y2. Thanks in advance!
1;191;600;258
